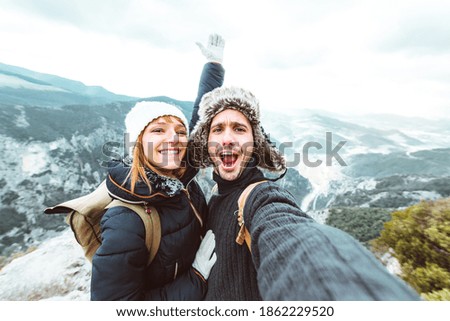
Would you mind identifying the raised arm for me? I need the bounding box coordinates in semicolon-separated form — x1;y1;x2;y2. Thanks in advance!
189;34;225;132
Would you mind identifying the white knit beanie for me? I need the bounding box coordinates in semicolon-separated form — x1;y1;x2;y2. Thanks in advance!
125;101;189;145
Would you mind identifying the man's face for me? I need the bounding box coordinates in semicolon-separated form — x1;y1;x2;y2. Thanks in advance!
207;109;254;181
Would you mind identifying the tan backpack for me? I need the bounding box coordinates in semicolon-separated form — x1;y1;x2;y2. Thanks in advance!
44;180;161;265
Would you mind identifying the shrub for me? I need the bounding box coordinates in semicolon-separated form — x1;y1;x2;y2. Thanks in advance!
372;198;450;300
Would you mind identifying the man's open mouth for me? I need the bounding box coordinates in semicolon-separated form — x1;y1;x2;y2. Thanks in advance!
220;151;239;168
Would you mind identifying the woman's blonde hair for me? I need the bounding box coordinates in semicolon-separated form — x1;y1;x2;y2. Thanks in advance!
125;115;187;193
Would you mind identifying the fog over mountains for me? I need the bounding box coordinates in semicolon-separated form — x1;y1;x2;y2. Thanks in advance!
0;62;449;300
0;62;136;107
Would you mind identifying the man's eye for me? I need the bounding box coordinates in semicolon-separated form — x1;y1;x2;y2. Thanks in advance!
211;127;222;133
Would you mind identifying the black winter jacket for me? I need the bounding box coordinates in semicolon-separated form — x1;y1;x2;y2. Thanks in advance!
90;161;207;300
90;62;224;301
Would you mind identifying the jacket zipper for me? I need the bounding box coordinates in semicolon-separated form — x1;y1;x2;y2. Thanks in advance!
173;261;179;280
182;188;203;227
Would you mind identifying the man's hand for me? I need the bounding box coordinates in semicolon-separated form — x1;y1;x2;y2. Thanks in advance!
196;33;225;64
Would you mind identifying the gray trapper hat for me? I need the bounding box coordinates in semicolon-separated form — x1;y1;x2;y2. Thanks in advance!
190;86;286;172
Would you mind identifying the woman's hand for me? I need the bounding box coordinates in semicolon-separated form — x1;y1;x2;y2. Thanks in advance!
192;229;217;280
196;33;225;64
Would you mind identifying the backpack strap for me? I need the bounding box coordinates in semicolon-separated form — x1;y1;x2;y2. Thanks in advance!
105;200;161;266
235;181;267;253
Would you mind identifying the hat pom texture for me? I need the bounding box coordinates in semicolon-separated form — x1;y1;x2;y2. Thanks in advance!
191;87;285;172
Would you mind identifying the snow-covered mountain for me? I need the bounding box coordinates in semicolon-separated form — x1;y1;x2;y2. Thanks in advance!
261;109;450;213
1;63;449;300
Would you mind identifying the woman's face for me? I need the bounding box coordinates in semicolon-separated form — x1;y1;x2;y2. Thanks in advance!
141;116;188;171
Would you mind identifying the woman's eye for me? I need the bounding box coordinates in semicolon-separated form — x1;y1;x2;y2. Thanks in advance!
151;128;164;133
177;130;187;136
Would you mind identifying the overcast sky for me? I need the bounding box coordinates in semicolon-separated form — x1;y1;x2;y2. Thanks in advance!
0;0;449;119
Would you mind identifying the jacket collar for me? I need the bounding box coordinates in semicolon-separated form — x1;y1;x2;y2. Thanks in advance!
106;159;185;204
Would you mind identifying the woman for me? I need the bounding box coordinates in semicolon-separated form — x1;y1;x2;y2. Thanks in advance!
90;34;225;300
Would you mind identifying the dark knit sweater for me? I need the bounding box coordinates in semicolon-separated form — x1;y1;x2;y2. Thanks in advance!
205;165;266;300
205;166;421;301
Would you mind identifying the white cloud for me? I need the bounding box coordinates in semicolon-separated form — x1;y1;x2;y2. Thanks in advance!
0;0;449;119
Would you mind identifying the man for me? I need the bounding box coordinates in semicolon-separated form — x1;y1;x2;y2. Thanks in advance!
190;87;420;300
